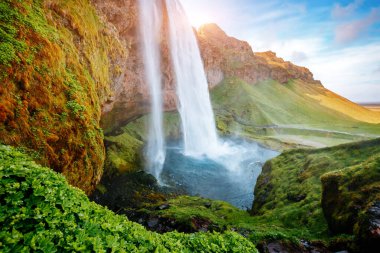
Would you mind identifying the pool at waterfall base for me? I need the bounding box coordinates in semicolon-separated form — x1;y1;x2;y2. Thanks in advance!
158;139;279;209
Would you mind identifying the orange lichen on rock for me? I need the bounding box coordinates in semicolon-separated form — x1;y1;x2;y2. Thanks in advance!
0;0;126;194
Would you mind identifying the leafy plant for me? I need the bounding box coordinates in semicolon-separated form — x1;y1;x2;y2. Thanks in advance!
0;145;258;252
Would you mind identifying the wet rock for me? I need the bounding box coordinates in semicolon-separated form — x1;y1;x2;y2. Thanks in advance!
257;240;331;253
287;193;306;202
204;202;212;208
356;201;380;252
198;227;208;233
147;218;159;228
157;204;170;210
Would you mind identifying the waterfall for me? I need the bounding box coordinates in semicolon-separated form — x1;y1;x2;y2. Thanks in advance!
138;0;165;180
165;0;219;157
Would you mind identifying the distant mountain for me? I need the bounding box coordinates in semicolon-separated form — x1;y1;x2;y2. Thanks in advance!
197;23;319;87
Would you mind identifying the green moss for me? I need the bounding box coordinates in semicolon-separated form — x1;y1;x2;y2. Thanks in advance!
252;138;380;238
0;144;258;252
0;1;27;66
103;112;182;176
137;194;352;248
105;133;144;175
321;153;380;235
0;0;126;193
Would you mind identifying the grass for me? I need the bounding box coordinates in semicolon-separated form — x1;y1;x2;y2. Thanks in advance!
0;144;258;252
211;78;380;149
252;138;380;237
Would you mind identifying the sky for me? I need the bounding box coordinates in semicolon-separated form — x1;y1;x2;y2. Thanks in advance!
182;0;380;103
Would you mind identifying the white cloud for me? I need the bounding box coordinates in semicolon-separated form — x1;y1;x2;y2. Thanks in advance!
290;51;308;63
332;0;363;19
335;8;380;44
305;43;380;103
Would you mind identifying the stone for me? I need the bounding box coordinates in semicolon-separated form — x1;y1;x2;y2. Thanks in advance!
157;204;170;210
204;202;212;208
147;218;159;228
356;201;380;252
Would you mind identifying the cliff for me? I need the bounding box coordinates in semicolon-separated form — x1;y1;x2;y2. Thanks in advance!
197;23;319;87
0;0;126;193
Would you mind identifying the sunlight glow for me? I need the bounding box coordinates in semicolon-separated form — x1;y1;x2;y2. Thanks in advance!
181;2;220;28
186;11;215;28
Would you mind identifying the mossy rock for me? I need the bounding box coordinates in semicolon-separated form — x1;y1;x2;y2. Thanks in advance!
0;0;127;193
252;138;380;240
321;152;380;237
355;201;380;252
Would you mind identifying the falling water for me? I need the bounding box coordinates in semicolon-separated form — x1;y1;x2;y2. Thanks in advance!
137;0;279;207
165;0;219;157
138;0;165;180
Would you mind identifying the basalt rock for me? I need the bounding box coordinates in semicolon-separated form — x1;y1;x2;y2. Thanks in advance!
355;201;380;252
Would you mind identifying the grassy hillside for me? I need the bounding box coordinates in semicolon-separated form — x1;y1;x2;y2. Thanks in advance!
211;78;380;148
252;138;380;240
0;144;258;252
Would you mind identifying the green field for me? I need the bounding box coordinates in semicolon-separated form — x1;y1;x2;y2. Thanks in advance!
211;78;380;149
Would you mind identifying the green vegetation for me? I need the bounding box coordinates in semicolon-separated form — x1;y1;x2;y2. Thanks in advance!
211;78;380;149
139;195;310;244
321;151;380;235
0;0;126;192
253;138;380;238
0;145;258;252
104;113;181;175
124;138;380;251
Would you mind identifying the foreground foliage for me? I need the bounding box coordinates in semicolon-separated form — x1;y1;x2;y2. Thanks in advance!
0;145;258;252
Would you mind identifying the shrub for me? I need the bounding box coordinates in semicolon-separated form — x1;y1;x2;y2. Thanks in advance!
0;145;258;252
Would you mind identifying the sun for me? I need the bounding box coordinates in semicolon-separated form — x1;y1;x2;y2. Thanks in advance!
182;3;217;28
187;13;214;28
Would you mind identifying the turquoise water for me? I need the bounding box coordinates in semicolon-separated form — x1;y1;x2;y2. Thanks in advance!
161;139;278;209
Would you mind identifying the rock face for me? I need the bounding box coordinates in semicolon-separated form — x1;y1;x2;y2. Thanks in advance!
0;0;126;193
92;0;178;133
197;23;320;87
320;150;380;251
356;201;380;252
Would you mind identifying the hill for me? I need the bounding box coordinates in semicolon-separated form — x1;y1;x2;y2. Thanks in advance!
211;78;380;149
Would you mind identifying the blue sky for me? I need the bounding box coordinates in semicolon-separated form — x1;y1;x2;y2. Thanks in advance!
182;0;380;103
